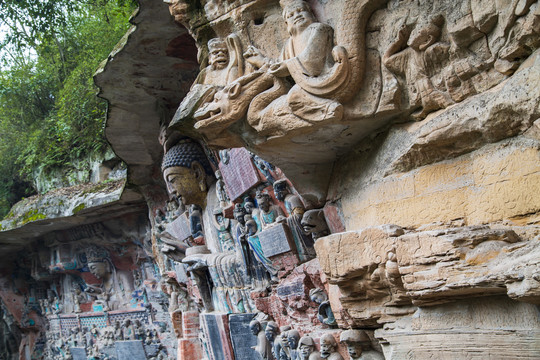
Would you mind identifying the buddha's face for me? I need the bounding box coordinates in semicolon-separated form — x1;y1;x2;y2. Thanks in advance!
164;165;206;206
88;261;110;279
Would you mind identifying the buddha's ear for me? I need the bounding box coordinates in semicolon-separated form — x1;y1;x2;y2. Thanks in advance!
192;162;207;192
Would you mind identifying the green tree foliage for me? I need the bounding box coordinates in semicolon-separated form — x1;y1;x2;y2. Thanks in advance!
0;0;137;217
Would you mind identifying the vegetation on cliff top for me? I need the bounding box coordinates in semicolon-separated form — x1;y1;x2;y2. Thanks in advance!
0;0;137;217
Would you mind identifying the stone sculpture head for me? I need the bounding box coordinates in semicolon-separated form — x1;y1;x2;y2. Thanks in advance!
208;38;229;70
309;287;328;304
340;329;371;360
301;209;329;239
320;334;338;359
265;321;279;342
245;215;258;236
288;329;301;350
244;196;255;214
298;336;316;360
273;179;289;202
85;246;112;280
234;203;246;225
249;320;261;336
255;191;272;212
162;140;213;206
280;0;315;35
280;325;292;344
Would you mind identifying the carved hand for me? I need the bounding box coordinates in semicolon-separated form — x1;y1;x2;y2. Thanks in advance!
268;62;290;77
243;45;268;69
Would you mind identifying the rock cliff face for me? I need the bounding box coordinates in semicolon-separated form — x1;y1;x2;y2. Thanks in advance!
1;0;539;359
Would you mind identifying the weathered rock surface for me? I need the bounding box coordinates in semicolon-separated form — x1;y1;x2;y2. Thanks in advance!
0;180;145;258
316;224;540;327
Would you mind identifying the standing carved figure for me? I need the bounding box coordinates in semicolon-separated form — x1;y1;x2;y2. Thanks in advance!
265;321;281;360
251;320;273;360
215;170;230;208
273;180;315;261
212;208;235;252
234;204;258;285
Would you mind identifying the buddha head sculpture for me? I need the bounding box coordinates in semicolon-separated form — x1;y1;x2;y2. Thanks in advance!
162;139;213;206
339;330;372;360
85;245;112;281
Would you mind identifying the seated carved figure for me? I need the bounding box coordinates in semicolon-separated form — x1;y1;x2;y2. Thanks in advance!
194;0;352;142
83;245;134;311
383;15;453;119
249;0;346;122
195;37;242;87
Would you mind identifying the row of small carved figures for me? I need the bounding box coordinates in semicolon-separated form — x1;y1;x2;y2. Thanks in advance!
44;320;165;359
254;320;385;360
